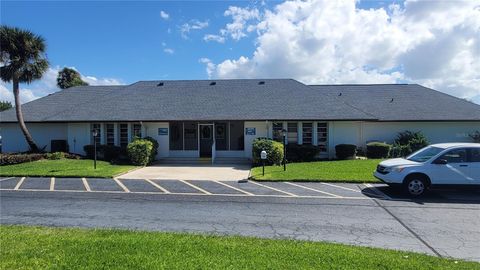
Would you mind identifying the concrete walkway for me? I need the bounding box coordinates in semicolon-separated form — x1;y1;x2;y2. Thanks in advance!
117;164;251;181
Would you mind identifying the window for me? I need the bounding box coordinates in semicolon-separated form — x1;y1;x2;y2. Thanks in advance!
184;122;198;150
169;122;183;150
408;146;443;162
302;123;313;144
272;122;283;142
230;121;244;150
215;122;228;151
287;122;298;144
317;122;328;152
119;124;128;147
438;148;467;163
132;124;142;138
90;123;101;144
105;124;115;146
470;148;480;162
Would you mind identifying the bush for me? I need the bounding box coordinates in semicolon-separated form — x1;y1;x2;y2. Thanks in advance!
83;145;123;162
0;153;45;165
366;142;391;159
389;131;429;158
127;139;154;166
46;152;65;160
469;131;480;143
142;136;159;162
252;138;284;166
286;144;321;162
335;144;357;160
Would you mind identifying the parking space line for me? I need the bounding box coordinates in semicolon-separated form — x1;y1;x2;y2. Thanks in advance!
321;182;360;193
251;181;298;197
50;177;55;191
82;178;91;192
14;177;25;190
285;182;341;197
0;177;14;182
364;183;392;200
145;179;170;193
213;180;254;196
180;180;212;195
114;178;130;193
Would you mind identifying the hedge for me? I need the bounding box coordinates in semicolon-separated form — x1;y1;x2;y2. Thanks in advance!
252;138;284;166
127;139;154;166
335;144;357;160
286;144;321;162
0;153;45;166
366;142;391;159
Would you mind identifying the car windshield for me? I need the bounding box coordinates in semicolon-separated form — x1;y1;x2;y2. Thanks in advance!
407;146;444;162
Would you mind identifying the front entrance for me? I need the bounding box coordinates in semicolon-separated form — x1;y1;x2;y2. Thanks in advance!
199;124;213;157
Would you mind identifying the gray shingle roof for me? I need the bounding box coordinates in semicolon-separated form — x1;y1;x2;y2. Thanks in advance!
309;84;480;121
1;80;479;122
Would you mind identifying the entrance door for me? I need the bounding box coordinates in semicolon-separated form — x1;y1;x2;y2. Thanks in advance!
199;125;213;157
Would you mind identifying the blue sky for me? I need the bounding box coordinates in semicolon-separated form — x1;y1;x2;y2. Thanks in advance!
1;0;479;104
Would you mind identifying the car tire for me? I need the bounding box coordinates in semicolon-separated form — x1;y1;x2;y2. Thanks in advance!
404;176;428;197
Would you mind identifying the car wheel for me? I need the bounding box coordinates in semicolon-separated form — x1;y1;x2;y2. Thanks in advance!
404;177;427;196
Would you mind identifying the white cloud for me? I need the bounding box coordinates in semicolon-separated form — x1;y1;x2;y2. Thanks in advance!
199;58;215;78
203;34;226;43
163;48;175;54
0;66;122;104
202;0;480;103
179;20;209;39
160;10;169;20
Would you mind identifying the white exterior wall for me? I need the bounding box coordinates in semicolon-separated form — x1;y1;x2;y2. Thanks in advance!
244;121;269;158
144;122;169;158
1;123;68;153
67;123;90;155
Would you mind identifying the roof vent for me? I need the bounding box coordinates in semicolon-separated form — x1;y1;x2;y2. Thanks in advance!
210;81;216;86
338;93;342;96
157;82;164;86
390;98;394;103
258;81;265;85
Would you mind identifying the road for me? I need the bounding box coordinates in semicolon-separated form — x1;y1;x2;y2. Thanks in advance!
1;177;479;262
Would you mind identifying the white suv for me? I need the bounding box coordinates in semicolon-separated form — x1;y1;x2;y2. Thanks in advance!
374;143;480;196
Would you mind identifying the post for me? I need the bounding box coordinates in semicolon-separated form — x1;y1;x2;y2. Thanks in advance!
260;150;267;176
93;130;98;170
282;129;287;171
262;160;265;176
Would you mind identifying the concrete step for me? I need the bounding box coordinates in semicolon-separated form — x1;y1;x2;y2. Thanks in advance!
156;157;251;165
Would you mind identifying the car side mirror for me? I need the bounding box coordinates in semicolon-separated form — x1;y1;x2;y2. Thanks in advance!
433;159;448;165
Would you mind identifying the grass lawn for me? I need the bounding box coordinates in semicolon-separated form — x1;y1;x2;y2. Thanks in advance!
250;159;382;182
1;226;477;270
0;159;137;178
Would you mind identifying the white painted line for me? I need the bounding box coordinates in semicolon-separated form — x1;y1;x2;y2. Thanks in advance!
285;182;341;198
0;177;14;182
114;178;130;193
50;177;55;191
179;180;212;195
364;183;392;200
213;180;254;196
14;177;26;190
251;181;298;197
321;182;361;193
82;178;91;192
145;179;170;193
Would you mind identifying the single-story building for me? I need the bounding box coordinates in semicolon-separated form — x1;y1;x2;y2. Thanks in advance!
1;79;479;161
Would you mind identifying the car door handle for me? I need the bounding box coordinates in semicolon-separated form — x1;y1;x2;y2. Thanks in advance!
459;164;468;167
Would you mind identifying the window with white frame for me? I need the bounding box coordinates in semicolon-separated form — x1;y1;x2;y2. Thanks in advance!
317;122;328;152
132;124;142;138
90;123;101;144
272;122;283;142
302;122;313;144
287;122;298;144
105;124;115;146
119;123;128;147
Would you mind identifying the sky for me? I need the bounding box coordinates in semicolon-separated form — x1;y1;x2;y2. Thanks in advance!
1;0;479;104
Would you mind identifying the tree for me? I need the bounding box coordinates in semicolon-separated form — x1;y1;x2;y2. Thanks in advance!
0;100;12;111
57;67;88;89
0;26;49;152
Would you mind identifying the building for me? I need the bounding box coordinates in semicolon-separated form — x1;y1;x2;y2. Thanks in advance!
1;79;479;161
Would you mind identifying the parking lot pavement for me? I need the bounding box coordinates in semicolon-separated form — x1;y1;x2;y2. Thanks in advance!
1;177;480;203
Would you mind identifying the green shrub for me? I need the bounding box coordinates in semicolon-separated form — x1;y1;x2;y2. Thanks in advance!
389;131;429;158
127;139;154;166
469;131;480;143
142;136;159;162
286;144;321;162
0;153;45;165
83;145;123;162
389;143;412;158
252;138;284;166
46;152;65;160
335;144;357;160
366;142;391;159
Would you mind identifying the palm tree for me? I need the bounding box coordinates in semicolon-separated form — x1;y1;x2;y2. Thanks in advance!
0;26;49;152
57;67;88;89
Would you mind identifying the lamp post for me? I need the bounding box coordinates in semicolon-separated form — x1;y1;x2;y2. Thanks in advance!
282;128;287;171
92;129;98;169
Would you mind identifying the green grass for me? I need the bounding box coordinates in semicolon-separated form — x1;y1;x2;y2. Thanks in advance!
0;159;137;178
251;159;382;182
1;226;477;270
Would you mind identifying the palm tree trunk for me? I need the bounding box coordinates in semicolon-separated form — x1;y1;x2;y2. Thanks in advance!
13;77;39;152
